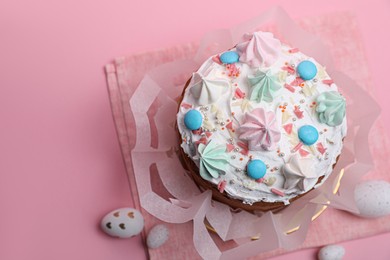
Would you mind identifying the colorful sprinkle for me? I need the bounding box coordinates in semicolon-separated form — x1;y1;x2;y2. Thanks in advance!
282;65;296;74
284;83;295;93
317;142;327;155
236;142;249;155
282;111;291;124
326;138;335;145
226;121;233;130
288;48;299;53
237;142;248;150
291;142;303;153
290;77;305;86
226;64;240;77
256;178;265;183
212;55;222;65
240;149;249;156
322;79;334;85
217;180;227;193
192;129;202;135
234;88;245;99
181;102;192;109
266;177;276;186
195;137;208;145
271;188;285;196
299;149;310;157
283;123;293;134
293;106;304;119
204;132;212;138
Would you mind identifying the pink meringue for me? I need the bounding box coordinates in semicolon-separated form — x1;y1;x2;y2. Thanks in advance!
239;108;281;151
236;31;281;68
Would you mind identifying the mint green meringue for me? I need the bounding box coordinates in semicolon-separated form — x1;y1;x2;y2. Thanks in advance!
248;70;281;103
198;140;229;180
316;91;346;126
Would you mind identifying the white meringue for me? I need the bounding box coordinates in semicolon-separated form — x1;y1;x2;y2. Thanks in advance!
189;72;230;105
283;154;320;192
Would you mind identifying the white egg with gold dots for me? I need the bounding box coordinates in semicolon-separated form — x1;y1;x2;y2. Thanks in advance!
101;208;144;238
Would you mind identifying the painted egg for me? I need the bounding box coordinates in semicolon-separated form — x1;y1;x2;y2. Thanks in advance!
297;60;317;80
147;224;169;249
101;208;144;238
247;159;267;180
318;244;345;260
298;125;319;145
220;51;240;64
354;180;390;218
184;109;203;130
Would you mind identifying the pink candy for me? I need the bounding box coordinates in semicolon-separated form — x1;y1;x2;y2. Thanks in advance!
217;180;227;193
284;83;295;93
271;188;285;197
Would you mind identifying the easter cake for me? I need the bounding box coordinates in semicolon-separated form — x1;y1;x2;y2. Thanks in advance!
176;31;347;211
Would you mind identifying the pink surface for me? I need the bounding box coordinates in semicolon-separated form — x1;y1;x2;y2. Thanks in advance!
105;11;389;259
1;1;389;260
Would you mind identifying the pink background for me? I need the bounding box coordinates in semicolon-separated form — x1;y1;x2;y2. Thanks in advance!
1;1;389;260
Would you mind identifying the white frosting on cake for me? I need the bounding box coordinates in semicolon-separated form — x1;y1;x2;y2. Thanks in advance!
177;32;347;205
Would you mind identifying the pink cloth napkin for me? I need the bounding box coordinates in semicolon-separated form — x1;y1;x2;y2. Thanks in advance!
105;12;390;259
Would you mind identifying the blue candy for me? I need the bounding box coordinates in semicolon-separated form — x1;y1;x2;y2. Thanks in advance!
297;60;317;80
184;109;203;130
246;159;267;180
298;125;319;145
220;51;240;64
